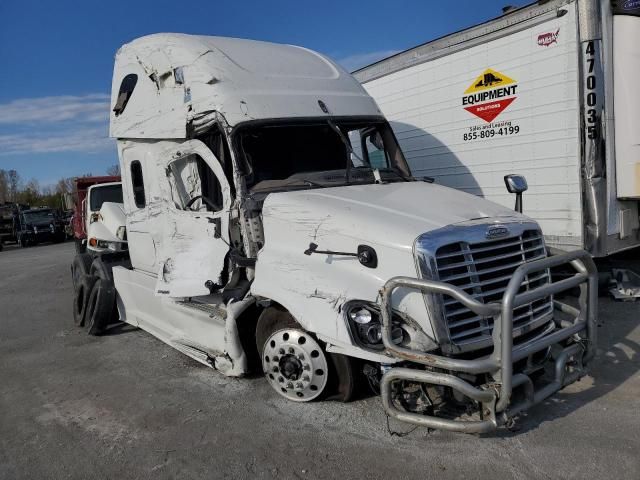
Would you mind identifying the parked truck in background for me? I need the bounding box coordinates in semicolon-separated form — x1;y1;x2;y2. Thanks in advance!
70;176;123;253
14;207;66;247
0;202;30;251
354;0;640;259
70;33;598;432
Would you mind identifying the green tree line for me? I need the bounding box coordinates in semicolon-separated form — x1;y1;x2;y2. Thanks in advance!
0;165;120;210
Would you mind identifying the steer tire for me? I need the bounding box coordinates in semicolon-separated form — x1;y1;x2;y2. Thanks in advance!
73;275;98;327
71;253;93;292
75;238;86;254
85;278;116;336
256;307;353;402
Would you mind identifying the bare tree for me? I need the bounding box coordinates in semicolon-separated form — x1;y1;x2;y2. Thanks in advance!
20;178;41;206
106;164;121;176
8;169;20;202
55;177;75;195
0;169;8;203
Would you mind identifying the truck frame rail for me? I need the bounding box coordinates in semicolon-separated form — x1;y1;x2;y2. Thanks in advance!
378;249;597;433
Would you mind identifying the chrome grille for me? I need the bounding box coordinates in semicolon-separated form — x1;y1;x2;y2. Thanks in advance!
434;230;552;346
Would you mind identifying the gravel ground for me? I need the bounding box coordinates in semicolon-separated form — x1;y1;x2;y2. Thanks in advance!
0;241;638;479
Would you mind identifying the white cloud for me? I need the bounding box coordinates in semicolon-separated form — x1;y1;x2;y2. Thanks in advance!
0;93;114;156
0;93;110;124
336;49;400;72
0;127;114;156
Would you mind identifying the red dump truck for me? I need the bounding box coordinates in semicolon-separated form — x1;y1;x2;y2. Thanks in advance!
71;176;121;253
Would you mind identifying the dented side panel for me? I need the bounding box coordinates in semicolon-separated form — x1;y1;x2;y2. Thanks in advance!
109;34;381;139
153;140;232;298
252;189;437;357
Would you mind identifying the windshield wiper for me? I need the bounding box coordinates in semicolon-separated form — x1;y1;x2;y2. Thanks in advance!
379;167;435;183
301;179;325;188
326;119;366;185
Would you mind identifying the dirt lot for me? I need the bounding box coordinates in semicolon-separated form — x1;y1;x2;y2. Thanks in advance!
0;241;638;479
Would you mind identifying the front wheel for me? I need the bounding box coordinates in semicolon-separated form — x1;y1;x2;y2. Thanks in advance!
257;308;329;402
75;238;86;254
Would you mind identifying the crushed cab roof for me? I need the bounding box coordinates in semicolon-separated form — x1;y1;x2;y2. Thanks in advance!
109;34;381;139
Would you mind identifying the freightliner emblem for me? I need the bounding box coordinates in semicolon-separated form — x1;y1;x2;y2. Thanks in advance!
486;225;509;239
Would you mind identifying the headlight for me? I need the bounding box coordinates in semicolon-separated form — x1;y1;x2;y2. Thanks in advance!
349;307;372;324
116;226;127;241
345;303;405;350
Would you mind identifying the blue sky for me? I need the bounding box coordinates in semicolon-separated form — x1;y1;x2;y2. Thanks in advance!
0;0;526;187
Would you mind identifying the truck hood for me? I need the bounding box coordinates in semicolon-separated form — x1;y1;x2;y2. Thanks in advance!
87;202;126;244
262;181;523;250
254;181;530;352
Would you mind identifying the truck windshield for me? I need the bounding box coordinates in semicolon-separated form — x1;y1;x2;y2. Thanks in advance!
23;210;56;223
89;184;123;211
235;118;412;192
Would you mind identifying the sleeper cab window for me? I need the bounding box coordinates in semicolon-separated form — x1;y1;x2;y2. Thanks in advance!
166;154;223;212
130;160;146;208
113;74;138;116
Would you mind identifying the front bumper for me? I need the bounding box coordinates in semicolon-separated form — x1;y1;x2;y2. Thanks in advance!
377;249;597;433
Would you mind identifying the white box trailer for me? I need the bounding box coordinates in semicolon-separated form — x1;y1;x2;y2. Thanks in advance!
354;0;640;257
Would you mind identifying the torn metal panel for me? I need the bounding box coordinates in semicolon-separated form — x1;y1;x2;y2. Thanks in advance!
110;34;381;139
154;139;232;298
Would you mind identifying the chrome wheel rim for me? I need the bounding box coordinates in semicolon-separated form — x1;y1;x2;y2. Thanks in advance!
262;329;328;402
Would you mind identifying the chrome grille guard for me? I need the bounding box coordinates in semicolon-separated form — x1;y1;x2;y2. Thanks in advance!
377;249;598;433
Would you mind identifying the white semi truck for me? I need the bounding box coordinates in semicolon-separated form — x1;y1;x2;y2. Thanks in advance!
353;0;640;260
71;33;598;432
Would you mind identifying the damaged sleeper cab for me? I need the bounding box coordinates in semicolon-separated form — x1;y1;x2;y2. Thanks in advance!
91;33;597;432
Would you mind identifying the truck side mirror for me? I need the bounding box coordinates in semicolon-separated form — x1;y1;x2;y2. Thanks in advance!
504;174;528;213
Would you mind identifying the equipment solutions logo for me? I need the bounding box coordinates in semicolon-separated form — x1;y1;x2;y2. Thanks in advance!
461;68;521;142
462;68;517;123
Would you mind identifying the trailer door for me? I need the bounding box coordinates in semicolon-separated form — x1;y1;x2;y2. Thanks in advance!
154;140;232;298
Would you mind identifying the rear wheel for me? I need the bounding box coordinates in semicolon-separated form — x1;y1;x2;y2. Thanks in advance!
89;257;119;324
257;308;329;402
73;275;98;327
71;253;93;291
85;278;116;335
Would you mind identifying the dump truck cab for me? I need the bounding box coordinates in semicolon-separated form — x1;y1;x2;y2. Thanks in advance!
101;34;597;432
71;176;123;253
83;182;127;254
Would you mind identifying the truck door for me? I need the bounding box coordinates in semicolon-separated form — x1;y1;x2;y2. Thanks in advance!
155;140;232;298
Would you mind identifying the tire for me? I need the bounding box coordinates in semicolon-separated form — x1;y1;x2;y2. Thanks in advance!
73;275;98;327
71;253;93;292
85;278;116;336
256;306;299;360
257;307;337;402
19;236;27;248
75;238;86;254
90;257;114;282
89;257;119;323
